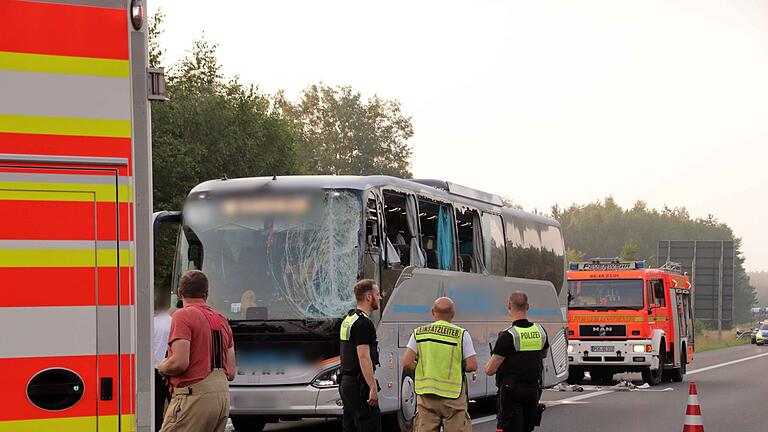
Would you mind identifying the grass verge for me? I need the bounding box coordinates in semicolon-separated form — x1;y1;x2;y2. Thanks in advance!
695;328;750;353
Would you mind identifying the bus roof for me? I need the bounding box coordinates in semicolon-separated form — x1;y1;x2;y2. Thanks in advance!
188;175;561;227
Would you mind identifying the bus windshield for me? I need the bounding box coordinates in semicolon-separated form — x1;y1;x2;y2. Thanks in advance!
174;190;363;321
568;279;644;310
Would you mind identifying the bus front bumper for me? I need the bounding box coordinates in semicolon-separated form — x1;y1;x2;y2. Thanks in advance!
567;340;659;368
229;384;343;417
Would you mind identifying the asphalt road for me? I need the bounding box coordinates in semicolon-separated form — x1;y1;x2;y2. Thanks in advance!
236;344;768;431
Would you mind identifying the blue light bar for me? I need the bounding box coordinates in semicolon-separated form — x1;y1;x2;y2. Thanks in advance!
636;261;645;269
569;263;579;270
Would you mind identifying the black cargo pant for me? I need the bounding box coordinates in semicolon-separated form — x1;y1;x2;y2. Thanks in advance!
339;374;382;432
154;369;171;432
497;382;540;432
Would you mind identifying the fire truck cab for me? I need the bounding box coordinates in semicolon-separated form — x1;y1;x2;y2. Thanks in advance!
566;258;694;386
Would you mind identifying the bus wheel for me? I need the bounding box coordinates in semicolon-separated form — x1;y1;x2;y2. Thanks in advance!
566;368;584;385
642;344;665;386
230;415;266;432
670;345;686;382
397;369;417;432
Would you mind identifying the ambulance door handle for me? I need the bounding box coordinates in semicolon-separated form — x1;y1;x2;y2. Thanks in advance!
100;377;113;401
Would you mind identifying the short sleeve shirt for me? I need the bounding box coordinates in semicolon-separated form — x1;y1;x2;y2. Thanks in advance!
406;330;477;359
492;319;549;385
340;309;379;375
167;304;234;388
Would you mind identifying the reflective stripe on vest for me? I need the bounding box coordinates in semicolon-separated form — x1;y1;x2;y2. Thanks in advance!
414;320;465;399
506;323;547;351
340;310;364;341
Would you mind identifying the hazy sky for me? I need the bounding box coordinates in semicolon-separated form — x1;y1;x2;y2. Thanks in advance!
149;0;768;271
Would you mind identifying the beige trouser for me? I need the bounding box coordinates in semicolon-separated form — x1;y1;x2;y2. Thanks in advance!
414;382;472;432
159;369;230;432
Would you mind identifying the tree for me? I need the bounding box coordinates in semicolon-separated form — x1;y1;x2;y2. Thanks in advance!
275;83;414;177
151;38;298;211
566;248;585;264
620;239;639;261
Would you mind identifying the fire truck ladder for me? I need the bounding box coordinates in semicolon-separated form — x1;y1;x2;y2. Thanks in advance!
659;261;683;274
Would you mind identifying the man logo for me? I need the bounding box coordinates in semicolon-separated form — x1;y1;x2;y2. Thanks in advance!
592;325;613;337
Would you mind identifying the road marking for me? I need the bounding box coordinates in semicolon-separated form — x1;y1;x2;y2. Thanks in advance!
471;352;768;425
471;390;615;425
686;351;768;375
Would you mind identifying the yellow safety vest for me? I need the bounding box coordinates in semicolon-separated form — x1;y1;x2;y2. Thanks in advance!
414;320;465;399
340;310;366;341
506;323;547;351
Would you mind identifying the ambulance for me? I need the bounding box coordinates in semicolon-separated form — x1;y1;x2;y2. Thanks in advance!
566;258;694;385
0;1;159;430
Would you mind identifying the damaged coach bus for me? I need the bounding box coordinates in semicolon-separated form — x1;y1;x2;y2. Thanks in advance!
155;175;569;432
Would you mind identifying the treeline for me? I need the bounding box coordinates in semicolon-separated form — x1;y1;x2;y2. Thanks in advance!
747;271;768;308
148;12;413;212
552;198;757;323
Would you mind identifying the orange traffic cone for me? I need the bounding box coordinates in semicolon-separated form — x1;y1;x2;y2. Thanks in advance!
683;381;703;432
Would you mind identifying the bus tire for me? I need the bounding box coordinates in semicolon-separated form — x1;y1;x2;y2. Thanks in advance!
230;415;267;432
397;369;417;432
642;342;666;386
670;344;686;383
566;368;584;385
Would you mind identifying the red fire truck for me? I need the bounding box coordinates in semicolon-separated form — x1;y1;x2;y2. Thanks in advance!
566;258;694;385
0;1;159;430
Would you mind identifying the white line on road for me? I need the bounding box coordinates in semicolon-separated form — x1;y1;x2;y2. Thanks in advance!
686;351;768;375
471;352;768;425
471;390;615;425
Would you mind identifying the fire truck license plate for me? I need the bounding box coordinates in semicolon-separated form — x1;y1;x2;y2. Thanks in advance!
590;346;615;352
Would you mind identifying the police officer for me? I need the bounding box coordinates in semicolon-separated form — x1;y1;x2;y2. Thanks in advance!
339;279;382;432
485;291;549;432
402;297;477;432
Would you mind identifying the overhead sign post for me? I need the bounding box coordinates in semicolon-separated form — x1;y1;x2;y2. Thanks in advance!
658;240;735;335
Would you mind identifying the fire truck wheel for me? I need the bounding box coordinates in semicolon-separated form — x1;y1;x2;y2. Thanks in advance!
566;368;584;384
231;416;267;432
669;345;686;382
641;344;666;386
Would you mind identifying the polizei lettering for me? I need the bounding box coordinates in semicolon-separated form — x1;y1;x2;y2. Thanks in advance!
416;325;460;338
520;330;541;340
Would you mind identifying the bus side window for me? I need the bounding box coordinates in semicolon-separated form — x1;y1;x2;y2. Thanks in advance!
366;197;381;250
418;198;454;270
455;207;483;273
481;212;506;276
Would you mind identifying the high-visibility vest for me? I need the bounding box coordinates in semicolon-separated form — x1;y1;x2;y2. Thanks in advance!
506;323;547;351
340;309;366;341
414;320;466;399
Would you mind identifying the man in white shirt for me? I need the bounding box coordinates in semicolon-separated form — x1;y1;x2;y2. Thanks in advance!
402;297;477;432
153;303;173;431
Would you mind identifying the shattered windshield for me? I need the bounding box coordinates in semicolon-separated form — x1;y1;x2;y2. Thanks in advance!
568;279;644;310
175;190;363;320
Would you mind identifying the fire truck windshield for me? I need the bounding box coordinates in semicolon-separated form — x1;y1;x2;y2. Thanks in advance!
568;279;645;310
174;190;363;321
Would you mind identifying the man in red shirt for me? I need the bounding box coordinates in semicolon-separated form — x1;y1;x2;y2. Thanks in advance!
158;270;236;432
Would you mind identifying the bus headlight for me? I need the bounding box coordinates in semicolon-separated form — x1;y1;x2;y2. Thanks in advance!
312;366;341;388
567;344;574;353
633;345;645;353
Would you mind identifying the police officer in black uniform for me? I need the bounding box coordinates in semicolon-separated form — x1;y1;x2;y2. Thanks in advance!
485;291;549;432
339;279;382;432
